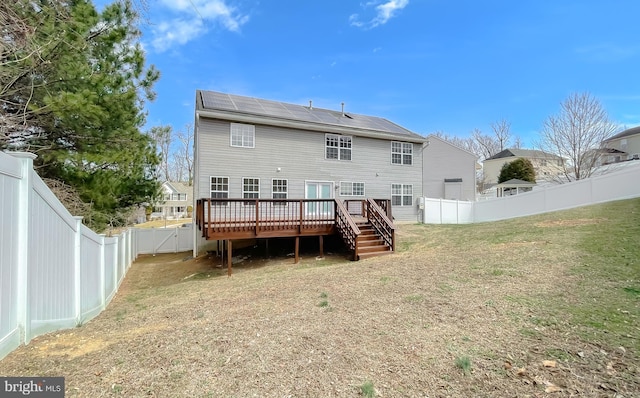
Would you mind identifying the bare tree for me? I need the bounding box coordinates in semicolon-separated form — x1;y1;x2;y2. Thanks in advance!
537;92;618;181
148;125;172;181
175;123;194;185
490;119;511;152
472;128;502;160
512;135;523;149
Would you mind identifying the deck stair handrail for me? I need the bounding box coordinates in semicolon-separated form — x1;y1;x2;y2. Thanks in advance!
335;199;361;259
365;198;395;251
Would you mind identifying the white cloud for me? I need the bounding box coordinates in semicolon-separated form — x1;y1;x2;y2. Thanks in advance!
350;0;409;29
151;0;249;52
151;19;206;53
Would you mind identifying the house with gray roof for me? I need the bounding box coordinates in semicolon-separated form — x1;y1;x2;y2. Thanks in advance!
603;126;640;162
483;148;564;186
192;90;428;261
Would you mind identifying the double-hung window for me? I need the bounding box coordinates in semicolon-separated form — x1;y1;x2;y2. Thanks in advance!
272;179;288;206
391;142;413;165
243;177;260;205
326;134;352;160
210;177;229;205
391;184;413;206
230;123;255;148
340;181;365;196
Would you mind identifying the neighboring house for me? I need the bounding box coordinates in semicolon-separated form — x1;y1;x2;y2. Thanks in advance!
602;126;640;163
193;90;427;260
155;181;193;219
422;134;478;201
483;149;564;186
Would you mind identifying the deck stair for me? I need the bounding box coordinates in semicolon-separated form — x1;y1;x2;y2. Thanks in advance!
355;222;392;260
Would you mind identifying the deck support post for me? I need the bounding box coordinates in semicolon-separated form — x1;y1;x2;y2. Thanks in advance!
265;239;269;258
294;236;300;264
227;240;232;277
319;235;324;258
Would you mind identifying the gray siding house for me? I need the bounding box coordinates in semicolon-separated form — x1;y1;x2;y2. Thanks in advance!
423;135;478;201
193;90;427;257
602;126;640;162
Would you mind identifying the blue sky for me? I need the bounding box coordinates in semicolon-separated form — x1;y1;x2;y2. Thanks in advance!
105;0;640;147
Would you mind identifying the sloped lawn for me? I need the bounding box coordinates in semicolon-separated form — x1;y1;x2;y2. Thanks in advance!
1;199;638;397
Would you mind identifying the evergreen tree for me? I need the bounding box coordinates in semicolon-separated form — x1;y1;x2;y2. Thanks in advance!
1;0;160;230
498;158;536;184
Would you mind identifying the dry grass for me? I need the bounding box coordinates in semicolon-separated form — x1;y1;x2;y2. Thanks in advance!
1;200;639;397
135;218;192;229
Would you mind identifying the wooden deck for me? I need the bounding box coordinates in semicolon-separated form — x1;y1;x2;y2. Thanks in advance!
196;198;395;275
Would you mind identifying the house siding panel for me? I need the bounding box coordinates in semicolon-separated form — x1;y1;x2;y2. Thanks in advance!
196;118;422;221
423;137;477;201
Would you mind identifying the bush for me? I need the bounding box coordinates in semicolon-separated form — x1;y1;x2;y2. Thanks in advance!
498;158;536;183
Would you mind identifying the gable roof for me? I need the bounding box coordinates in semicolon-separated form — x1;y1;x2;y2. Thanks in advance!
196;90;427;143
497;178;537;187
485;148;562;161
162;181;192;195
604;126;640;142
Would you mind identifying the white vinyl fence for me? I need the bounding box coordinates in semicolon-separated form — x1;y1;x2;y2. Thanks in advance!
0;151;193;361
423;161;640;224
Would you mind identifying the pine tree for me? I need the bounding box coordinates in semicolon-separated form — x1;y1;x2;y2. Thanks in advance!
498;158;536;184
1;0;160;230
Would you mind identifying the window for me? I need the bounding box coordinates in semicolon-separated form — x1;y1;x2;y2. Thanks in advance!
326;134;352;160
391;142;412;165
230;123;255;148
210;177;229;204
171;193;186;201
391;184;413;206
272;179;288;199
340;181;365;196
272;179;288;205
243;177;260;204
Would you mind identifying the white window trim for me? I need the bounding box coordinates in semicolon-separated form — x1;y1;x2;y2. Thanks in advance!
230;123;255;148
242;177;260;202
325;133;352;161
210;176;229;202
339;181;365;197
391;141;413;165
391;183;413;206
271;178;288;199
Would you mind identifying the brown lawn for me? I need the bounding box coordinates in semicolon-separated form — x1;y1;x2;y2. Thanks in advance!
1;209;638;397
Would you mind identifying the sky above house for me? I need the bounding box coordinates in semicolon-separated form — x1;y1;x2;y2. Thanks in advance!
98;0;640;147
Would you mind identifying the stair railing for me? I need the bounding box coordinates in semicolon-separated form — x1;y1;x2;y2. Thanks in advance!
365;198;395;251
335;199;361;260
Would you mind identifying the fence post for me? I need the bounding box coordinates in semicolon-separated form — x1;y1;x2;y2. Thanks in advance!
99;234;106;310
11;152;37;344
73;216;83;325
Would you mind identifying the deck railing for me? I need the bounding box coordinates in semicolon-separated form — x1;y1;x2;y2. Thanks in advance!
365;198;395;251
196;198;337;239
335;199;361;260
344;199;392;220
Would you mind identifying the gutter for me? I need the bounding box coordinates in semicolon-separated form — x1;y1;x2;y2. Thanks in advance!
195;108;427;144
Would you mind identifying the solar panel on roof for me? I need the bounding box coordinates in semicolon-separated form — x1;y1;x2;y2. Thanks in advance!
201;92;236;111
199;90;422;139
